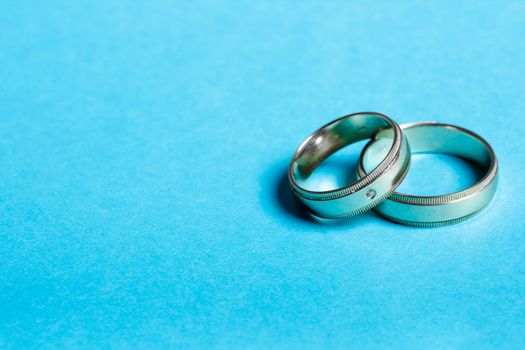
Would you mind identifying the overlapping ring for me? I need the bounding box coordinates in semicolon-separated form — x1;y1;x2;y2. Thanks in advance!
288;113;498;226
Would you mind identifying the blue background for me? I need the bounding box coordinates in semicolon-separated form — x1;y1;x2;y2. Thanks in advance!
1;1;525;349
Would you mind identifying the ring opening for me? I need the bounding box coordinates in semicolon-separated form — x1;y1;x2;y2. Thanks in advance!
291;114;395;191
361;123;493;196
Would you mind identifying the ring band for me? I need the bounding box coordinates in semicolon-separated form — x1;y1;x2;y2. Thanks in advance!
358;122;498;227
288;112;411;218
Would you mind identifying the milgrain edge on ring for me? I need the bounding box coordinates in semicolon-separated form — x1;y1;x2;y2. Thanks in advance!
358;121;499;227
288;112;411;219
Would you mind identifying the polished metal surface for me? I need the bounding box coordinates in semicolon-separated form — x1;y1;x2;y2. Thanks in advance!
358;122;498;227
288;112;411;218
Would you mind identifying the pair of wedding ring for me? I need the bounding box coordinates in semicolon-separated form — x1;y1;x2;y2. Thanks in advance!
288;112;498;227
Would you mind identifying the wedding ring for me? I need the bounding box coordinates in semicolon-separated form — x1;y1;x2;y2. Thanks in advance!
288;112;410;218
358;122;498;227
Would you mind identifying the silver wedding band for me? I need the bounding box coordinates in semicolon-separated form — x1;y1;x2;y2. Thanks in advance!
357;122;498;227
288;112;411;218
288;114;498;226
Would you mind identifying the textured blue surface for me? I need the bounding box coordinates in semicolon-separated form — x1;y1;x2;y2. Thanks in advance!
1;1;525;349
